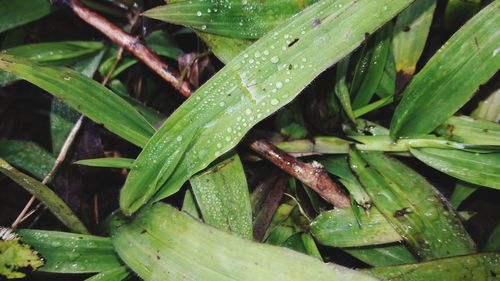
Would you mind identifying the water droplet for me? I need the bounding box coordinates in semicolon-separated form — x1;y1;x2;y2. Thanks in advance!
196;11;202;16
176;136;183;142
270;56;279;64
276;82;283;89
270;99;279;105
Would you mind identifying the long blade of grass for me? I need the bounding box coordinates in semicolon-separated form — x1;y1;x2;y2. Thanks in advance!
348;150;476;260
351;24;392;109
0;140;55;180
334;57;356;122
0;55;156;147
189;153;253;239
390;2;500;138
434;115;500;146
0;0;53;33
484;223;500;252
120;0;416;215
110;203;379;281
143;0;318;39
410;148;500;190
0;159;88;234
366;252;500;281
392;0;436;78
18;230;121;273
449;181;479;209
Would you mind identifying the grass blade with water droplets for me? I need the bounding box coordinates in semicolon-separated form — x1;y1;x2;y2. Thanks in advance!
349;150;476;260
410;148;500;190
189;153;253;239
143;0;318;39
365;252;500;281
120;0;416;215
310;207;402;247
390;2;500;138
18;230;121;273
0;0;53;33
110;203;379;281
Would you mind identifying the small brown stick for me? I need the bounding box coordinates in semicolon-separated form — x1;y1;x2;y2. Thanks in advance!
249;140;351;208
64;0;193;97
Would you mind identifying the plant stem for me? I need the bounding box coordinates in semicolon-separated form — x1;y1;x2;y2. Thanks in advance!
63;0;193;97
249;140;351;208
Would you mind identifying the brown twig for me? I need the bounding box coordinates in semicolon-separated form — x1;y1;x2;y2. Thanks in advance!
249;140;351;208
63;0;193;97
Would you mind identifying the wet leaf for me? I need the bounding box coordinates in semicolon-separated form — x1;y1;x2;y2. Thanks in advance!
189;153;253;239
434;115;500;146
366;252;500;281
310;207;402;247
0;41;104;85
351;24;392;109
121;0;415;215
344;244;416;267
449;181;479;209
410;148;500;190
390;2;500;138
110;203;379;281
74;157;134;169
143;0;318;39
0;140;55;180
349;150;476;260
18;229;122;273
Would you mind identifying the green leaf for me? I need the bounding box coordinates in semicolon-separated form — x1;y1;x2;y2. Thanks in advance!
189;153;253;239
0;236;44;279
1;41;104;85
434;115;500;146
50;50;105;154
121;0;416;215
444;0;482;33
0;54;156;147
143;0;317;39
0;159;89;234
181;189;201;219
0;140;55;180
110;203;379;281
344;244;416;267
319;156;371;207
449;181;479;209
18;230;122;273
85;267;130;281
392;0;436;76
196;32;252;64
351;24;392;109
334;57;356;122
310;207;402;247
74;157;134;169
410;148;500;190
366;252;500;281
144;30;182;59
390;2;500;138
0;0;53;34
374;48;396;98
472;88;500;122
349;150;476;260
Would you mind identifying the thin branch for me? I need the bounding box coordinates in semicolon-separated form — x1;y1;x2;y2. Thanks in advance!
249;140;351;208
63;0;193;97
11;116;84;229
